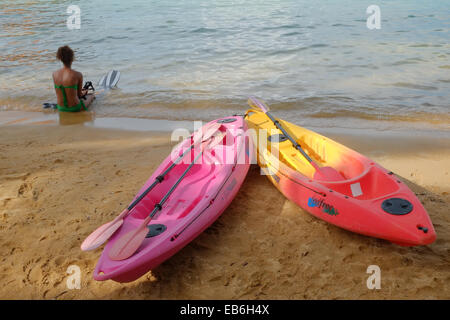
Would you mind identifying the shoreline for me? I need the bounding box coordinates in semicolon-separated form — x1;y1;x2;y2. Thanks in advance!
2;110;449;192
2;109;450;139
0;113;449;299
2;110;449;136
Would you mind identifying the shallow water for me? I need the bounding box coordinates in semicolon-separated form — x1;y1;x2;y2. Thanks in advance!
0;0;449;131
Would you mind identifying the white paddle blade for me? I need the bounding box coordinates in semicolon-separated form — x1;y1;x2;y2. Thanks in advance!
80;219;124;251
98;70;121;88
208;131;226;149
105;70;120;88
105;71;113;88
98;75;106;87
193;122;221;145
248;97;269;113
108;226;149;261
109;70;120;87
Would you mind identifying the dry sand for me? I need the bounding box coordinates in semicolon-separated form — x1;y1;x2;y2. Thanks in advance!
0;120;449;299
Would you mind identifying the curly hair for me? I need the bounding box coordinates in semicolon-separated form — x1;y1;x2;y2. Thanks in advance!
56;45;74;67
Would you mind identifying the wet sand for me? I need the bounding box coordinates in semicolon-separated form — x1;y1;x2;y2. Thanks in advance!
0;113;449;299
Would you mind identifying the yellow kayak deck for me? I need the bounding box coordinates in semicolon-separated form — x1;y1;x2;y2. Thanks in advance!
245;109;367;180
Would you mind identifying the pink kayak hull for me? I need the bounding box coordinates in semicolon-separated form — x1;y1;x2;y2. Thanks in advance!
93;116;251;282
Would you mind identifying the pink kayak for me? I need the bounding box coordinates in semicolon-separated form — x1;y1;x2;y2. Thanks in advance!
93;116;251;282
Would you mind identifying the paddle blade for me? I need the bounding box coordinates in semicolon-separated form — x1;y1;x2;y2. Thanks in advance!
108;225;149;261
106;70;120;88
98;75;106;88
81;219;124;251
313;166;345;181
248;97;269;113
193;122;221;145
208;131;226;149
98;70;121;88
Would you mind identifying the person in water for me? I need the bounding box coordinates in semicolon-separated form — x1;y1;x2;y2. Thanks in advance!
53;45;95;112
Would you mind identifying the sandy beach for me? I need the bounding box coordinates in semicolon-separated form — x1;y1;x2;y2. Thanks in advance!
0;115;449;300
1;0;449;303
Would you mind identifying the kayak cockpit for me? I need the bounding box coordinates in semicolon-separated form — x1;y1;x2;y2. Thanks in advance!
318;165;400;200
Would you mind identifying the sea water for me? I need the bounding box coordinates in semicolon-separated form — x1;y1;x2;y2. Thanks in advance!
0;0;449;132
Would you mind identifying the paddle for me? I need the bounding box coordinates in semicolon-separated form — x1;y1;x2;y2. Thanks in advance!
108;131;226;261
80;122;222;251
248;97;344;181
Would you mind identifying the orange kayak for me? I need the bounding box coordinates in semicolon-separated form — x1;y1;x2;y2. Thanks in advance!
245;108;436;246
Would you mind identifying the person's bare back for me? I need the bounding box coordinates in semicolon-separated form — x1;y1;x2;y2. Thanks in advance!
53;46;94;112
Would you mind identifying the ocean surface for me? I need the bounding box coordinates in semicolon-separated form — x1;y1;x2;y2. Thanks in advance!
1;0;449;132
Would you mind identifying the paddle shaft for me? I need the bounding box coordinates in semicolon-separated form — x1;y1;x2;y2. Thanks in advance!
264;111;315;164
107;131;225;261
126;124;220;211
127;143;195;211
249;97;344;181
145;144;206;220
